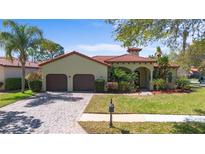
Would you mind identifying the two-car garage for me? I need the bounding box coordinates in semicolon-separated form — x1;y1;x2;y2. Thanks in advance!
40;51;109;92
46;74;95;92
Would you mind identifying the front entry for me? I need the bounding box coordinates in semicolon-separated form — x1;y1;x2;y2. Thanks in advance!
135;67;150;89
73;74;95;91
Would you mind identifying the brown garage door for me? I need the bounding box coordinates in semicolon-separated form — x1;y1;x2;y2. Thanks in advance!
46;74;67;91
73;74;95;91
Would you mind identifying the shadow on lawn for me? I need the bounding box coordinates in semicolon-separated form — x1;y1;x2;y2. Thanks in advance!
194;109;205;115
0;111;42;134
172;122;205;134
25;93;83;107
112;126;130;134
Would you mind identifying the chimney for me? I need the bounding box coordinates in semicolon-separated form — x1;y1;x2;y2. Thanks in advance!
127;47;142;56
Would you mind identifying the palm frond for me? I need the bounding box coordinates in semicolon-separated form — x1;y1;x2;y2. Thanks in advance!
0;32;13;41
2;20;18;30
26;26;43;39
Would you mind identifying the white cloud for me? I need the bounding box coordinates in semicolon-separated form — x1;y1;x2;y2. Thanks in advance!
76;43;125;52
65;43;171;57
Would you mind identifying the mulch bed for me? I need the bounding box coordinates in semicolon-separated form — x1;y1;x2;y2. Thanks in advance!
152;89;192;95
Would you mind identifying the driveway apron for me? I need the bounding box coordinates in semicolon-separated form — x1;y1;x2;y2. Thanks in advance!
0;92;93;134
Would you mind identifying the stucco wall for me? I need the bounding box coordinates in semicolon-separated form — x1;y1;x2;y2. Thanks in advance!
41;54;108;91
4;67;38;78
167;68;178;89
0;66;38;90
112;62;154;72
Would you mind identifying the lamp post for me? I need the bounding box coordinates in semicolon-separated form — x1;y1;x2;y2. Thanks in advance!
108;99;115;128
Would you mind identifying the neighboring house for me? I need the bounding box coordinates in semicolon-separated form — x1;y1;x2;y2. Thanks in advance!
188;67;200;78
0;57;39;90
39;48;179;92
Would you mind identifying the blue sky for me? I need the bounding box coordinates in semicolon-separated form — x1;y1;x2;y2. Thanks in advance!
0;19;169;57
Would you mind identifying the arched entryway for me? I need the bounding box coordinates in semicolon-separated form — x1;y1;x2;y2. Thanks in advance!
118;67;132;74
134;67;150;89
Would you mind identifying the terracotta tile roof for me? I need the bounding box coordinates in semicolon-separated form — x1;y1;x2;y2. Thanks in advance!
104;54;156;63
154;63;179;68
0;57;39;68
190;67;198;72
39;51;111;67
92;56;117;63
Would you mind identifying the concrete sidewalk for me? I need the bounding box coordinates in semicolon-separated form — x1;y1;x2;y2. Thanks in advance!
79;113;205;123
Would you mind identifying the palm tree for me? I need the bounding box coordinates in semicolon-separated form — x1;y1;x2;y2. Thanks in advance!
0;20;43;93
155;46;162;58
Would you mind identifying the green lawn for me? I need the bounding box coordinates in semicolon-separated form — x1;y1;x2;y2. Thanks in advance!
84;88;205;115
0;90;34;108
79;121;205;134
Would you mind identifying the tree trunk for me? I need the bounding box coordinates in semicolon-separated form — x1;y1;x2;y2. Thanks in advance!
21;63;26;93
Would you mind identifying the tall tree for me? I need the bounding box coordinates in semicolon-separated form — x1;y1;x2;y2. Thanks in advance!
155;55;170;80
167;50;178;63
107;19;205;52
40;39;64;59
0;20;43;92
29;39;64;62
155;46;162;58
177;39;205;70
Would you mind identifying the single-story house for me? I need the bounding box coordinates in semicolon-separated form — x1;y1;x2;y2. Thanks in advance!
188;66;200;78
39;48;179;92
0;57;39;90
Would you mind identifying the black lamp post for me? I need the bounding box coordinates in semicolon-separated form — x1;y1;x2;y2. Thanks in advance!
108;99;115;128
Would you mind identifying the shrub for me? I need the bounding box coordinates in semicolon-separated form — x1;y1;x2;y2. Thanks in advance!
152;78;166;90
95;79;105;92
0;82;3;88
28;80;42;92
176;77;191;90
5;78;22;90
118;81;130;92
26;71;42;81
118;81;136;92
107;82;118;92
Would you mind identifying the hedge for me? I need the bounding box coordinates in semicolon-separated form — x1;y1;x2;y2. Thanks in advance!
107;82;118;92
95;79;105;92
28;80;42;92
118;81;130;92
176;77;191;90
5;78;28;91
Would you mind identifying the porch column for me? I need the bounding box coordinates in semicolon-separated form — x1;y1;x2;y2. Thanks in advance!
150;69;153;90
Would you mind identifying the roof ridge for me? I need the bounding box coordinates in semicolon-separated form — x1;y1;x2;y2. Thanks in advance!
39;51;111;67
92;55;117;57
105;54;128;62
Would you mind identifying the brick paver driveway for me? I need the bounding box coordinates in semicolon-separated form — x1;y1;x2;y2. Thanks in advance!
0;92;93;134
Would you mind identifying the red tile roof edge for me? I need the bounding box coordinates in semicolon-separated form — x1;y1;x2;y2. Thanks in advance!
0;57;39;68
104;54;156;63
39;51;111;67
154;63;179;68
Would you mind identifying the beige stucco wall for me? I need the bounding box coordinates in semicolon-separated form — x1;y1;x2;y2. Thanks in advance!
167;68;178;89
112;62;154;72
4;67;38;78
0;66;38;90
41;54;108;91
